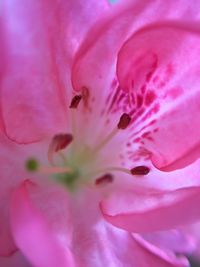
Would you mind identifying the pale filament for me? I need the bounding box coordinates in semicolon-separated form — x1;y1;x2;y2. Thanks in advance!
39;166;72;175
58;151;67;162
87;166;131;178
92;127;119;154
48;150;67;166
71;109;77;141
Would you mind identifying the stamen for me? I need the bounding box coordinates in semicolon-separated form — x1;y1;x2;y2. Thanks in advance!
93;127;119;153
95;173;114;186
58;151;67;162
117;113;131;129
48;134;73;165
53;134;73;152
131;166;150;175
87;165;150;178
69;95;82;109
69;95;82;147
93;113;131;153
86;166;131;178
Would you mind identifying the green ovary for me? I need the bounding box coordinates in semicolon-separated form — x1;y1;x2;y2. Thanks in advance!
56;146;98;190
57;169;80;190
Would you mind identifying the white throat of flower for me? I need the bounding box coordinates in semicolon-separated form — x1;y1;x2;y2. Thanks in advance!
25;92;150;191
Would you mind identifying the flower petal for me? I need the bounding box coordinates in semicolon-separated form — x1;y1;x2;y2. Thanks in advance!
0;199;17;257
66;188;187;267
0;134;40;257
10;180;75;267
0;131;54;257
142;230;195;254
72;1;200;93
101;186;200;233
121;158;200;193
132;234;189;267
116;22;200;170
0;0;72;143
0;0;109;143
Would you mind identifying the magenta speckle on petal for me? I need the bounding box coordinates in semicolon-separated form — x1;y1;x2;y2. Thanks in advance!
145;91;156;106
141;85;146;94
137;94;143;108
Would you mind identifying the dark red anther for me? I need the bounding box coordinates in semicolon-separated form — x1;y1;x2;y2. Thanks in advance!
53;134;73;152
69;95;82;109
95;173;114;186
48;133;73;165
130;166;150;175
117;113;131;129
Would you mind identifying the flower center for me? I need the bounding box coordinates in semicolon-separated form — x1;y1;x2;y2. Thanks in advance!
25;91;150;191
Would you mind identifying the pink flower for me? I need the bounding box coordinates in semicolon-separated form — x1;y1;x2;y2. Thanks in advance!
1;0;200;266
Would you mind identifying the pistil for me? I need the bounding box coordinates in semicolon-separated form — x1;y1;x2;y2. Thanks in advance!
26;158;72;175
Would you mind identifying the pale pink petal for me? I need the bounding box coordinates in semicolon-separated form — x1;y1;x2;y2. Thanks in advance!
0;199;16;257
72;0;200;94
0;132;52;257
142;230;195;254
63;0;109;57
67;188;187;267
101;186;200;232
118;158;200;194
10;180;75;267
132;234;189;267
0;0;68;143
71;3;200;168
0;134;39;257
116;23;200;170
0;0;109;144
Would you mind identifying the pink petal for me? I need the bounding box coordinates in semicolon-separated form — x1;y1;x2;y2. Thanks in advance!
0;132;51;257
62;0;109;57
0;199;17;257
132;234;189;267
72;1;200;94
10;180;75;267
0;134;38;257
66;188;187;267
122;158;200;193
116;23;200;170
0;0;109;144
0;0;68;143
142;230;195;254
101;186;200;232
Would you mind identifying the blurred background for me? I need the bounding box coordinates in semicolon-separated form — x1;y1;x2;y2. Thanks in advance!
190;258;200;267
